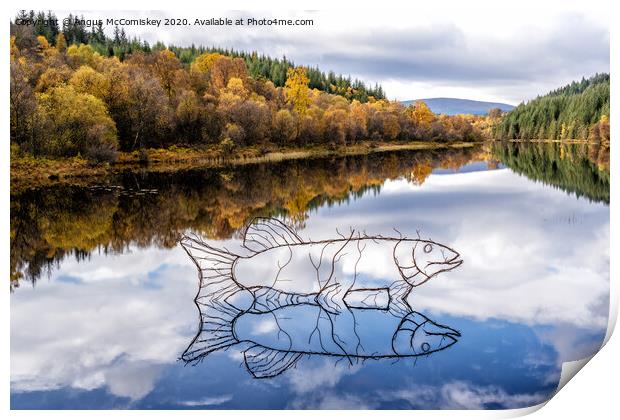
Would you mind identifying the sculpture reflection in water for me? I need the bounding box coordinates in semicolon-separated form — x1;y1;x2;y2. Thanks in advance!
180;218;463;378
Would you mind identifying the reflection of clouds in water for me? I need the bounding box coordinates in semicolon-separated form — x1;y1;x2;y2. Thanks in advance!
377;381;547;409
178;394;233;407
289;380;547;409
42;245;192;284
534;324;607;369
287;358;362;393
252;319;279;335
11;247;196;398
10;166;609;407
304;170;609;331
289;392;374;409
105;361;166;400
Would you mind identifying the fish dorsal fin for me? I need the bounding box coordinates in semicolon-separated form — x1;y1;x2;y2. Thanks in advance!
243;218;302;253
243;345;302;378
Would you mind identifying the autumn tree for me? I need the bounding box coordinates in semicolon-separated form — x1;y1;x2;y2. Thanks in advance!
10;58;37;149
104;64;171;150
66;44;101;69
35;65;73;92
69;65;110;99
55;33;66;52
152;49;182;100
35;85;118;160
175;89;208;143
272;109;297;144
298;106;325;144
209;56;250;93
285;67;310;115
324;107;348;145
409;101;435;127
348;100;368;142
191;52;224;74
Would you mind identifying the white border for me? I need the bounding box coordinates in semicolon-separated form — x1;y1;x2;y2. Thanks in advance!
2;1;616;419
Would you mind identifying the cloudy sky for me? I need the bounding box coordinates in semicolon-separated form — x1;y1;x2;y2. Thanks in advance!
51;2;610;105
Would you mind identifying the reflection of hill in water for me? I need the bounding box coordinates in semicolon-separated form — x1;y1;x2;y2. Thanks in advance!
490;142;609;205
10;147;483;285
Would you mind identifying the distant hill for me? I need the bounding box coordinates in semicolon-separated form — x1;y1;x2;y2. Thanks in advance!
401;98;515;116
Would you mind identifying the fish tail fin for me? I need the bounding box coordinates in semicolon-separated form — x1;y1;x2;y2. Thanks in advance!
180;233;253;363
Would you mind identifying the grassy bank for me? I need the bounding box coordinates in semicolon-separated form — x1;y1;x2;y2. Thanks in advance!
11;141;479;191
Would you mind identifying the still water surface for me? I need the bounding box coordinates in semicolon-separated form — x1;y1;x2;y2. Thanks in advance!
10;142;610;409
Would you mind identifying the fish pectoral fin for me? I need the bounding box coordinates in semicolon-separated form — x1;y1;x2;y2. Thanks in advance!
243;345;302;379
243;218;303;253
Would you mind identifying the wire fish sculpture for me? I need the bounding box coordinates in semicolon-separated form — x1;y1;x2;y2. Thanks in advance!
180;217;463;316
180;298;461;379
179;218;464;379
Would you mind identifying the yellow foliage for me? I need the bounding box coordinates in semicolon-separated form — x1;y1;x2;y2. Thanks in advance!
36;36;50;49
225;77;248;98
10;36;18;60
191;52;224;73
36;85;117;155
409;101;435;127
55;33;66;52
285;67;310;115
153;49;182;98
36;65;73;92
69;66;110;99
273;109;297;143
410;163;433;185
66;44;99;68
175;90;201;123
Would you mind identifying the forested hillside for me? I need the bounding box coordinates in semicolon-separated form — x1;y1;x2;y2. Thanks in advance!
10;11;484;164
13;10;384;102
494;74;609;142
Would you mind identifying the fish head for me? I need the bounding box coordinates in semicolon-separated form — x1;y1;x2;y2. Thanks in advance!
392;312;460;356
407;239;462;286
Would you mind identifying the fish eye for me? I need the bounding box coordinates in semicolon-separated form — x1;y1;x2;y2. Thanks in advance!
424;244;433;253
421;342;431;352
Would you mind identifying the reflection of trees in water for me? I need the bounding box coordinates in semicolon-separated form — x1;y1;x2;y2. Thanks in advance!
10;147;483;286
491;141;610;204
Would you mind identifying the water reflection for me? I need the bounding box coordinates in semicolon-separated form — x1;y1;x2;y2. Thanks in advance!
179;218;462;378
11;142;608;286
183;300;460;379
491;141;609;203
10;141;609;409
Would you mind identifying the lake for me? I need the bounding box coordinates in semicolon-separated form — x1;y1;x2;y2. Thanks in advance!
10;141;610;409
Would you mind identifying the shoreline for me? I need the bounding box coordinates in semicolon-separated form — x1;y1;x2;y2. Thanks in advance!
11;138;604;192
10;141;480;191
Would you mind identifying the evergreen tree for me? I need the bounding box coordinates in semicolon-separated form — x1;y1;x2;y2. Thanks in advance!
495;74;610;141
